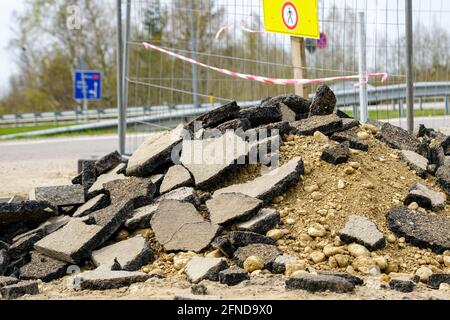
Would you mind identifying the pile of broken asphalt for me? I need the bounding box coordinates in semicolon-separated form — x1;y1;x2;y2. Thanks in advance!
1;84;450;300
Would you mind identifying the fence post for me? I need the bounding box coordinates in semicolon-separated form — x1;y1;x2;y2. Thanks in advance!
405;0;414;133
399;99;404;118
189;0;199;108
123;0;131;123
117;0;126;155
445;96;449;115
352;105;358;120
358;12;368;123
291;37;309;99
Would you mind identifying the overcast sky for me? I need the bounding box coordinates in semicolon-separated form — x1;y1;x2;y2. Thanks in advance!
0;0;25;95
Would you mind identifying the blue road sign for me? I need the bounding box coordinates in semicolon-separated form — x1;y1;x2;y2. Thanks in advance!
74;70;102;100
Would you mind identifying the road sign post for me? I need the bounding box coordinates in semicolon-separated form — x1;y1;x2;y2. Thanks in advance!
291;37;308;98
263;0;319;98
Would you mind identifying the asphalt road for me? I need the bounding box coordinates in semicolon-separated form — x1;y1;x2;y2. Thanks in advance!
0;135;119;162
0;135;125;196
385;115;450;133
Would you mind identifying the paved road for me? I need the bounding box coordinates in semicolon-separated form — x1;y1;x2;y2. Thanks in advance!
0;135;119;162
0;135;142;197
384;115;450;132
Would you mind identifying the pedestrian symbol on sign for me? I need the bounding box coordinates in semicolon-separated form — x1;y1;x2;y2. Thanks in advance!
282;2;298;30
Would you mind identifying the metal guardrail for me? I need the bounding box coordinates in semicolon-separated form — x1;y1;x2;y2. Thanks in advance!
0;82;450;126
1;81;450;140
0;101;258;140
1;82;450;127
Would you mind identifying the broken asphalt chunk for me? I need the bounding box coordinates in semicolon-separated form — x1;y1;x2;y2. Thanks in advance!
206;193;263;225
309;85;337;116
185;256;228;283
104;177;156;209
81;161;97;194
159;165;193;194
151;200;221;252
19;252;68;283
235;208;281;235
436;165;450;195
0;201;57;227
188;101;240;132
95;151;123;176
181;131;249;190
386;206;450;253
317;272;364;286
214;157;304;204
92;236;154;271
291;114;343;136
219;267;249;286
88;163;127;197
239;104;282;127
233;244;281;269
389;278;415;293
400;150;429;178
29;185;85;207
404;183;445;211
73;194;110;217
73;269;150;291
126;126;185;177
378;123;427;156
34;219;104;264
427;273;450;289
0;280;39;299
331;130;369;152
321;142;350;165
124;187;200;230
228;231;275;247
286;273;355;293
338;215;386;251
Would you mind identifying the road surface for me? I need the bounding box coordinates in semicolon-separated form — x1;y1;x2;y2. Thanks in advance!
0;135;147;197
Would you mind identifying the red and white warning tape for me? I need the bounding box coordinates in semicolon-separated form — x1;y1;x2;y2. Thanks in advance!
215;21;264;39
142;42;388;86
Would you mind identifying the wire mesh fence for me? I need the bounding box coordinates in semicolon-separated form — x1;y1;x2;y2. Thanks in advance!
124;0;450;154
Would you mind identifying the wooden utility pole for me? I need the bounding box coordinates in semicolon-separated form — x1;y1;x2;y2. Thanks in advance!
291;36;309;98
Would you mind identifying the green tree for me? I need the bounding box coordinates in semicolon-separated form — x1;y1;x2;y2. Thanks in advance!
1;0;116;114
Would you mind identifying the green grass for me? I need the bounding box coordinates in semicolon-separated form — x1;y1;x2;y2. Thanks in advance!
346;108;447;120
0;125;149;140
0;124;75;136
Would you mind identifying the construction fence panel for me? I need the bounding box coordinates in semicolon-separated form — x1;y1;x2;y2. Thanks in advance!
124;0;450;154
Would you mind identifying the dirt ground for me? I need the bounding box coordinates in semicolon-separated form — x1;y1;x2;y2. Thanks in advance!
0;159;76;197
20;274;450;300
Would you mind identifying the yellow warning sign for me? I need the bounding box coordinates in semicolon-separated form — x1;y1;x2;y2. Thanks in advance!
263;0;320;38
